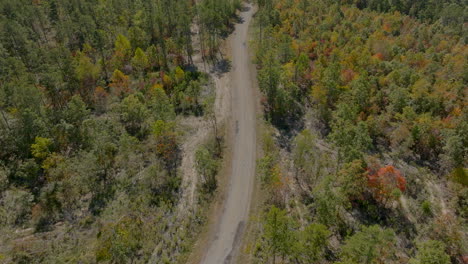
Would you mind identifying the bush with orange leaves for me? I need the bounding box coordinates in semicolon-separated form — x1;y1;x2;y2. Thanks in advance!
367;165;406;205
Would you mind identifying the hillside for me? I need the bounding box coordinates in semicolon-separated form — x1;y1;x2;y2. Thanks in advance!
0;0;466;263
248;0;467;263
0;0;241;262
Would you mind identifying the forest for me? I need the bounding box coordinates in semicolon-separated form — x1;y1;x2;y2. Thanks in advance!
250;0;467;263
0;0;466;263
0;0;240;262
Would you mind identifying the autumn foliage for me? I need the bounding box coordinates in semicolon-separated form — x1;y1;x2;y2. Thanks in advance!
367;165;406;203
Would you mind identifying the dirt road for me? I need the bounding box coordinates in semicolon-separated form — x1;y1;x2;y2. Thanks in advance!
201;4;257;264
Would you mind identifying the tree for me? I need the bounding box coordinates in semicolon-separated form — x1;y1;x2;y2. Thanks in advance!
147;0;169;69
94;141;117;183
149;85;175;121
152;120;178;174
295;223;330;263
367;165;406;205
337;160;367;201
277;34;294;64
350;76;371;113
128;26;149;51
74;50;100;101
314;175;347;227
95;215;143;263
131;47;149;74
340;225;397;264
440;122;467;175
198;0;239;59
63;95;90;126
93;86;109;113
118;93;149;137
146;45;160;70
0;188;33;225
31;137;53;160
195;145;218;193
203;95;221;154
258;49;284;122
293;129;320;186
264;205;294;263
54;95;90;148
294;53;309;85
330;119;372;163
256;0;279;42
409;240;450;264
109;69;130;97
112;34;132;69
174;0;194;64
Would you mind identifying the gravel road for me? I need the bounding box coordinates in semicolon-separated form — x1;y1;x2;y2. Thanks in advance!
201;4;257;264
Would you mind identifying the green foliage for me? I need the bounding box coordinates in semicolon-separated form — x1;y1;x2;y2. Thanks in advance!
330;118;372;163
254;0;466;165
152;120;179;173
0;188;33;226
195;138;221;194
257;46;302;126
258;50;281;104
152;120;176;139
74;51;100;84
256;0;280;33
65;95;90;124
96;216;143;263
113;34;132;68
0;0;224;261
340;225;397;264
149;85;176;121
295;223;330;262
450;168;468;187
0;167;8;192
253;0;466;263
131;47;149;73
313;175;347;227
264;205;295;262
55;95;91;148
260;207;330;263
337;160;367;200
258;50;282;123
31;137;53;160
409;240;450;264
293;130;320;185
0;0;225;263
343;0;465;29
258;154;276;184
198;0;241;58
421;200;432;216
118;93;149;137
14;159;40;188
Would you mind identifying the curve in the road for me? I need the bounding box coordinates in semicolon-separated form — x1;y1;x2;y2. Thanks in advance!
201;4;257;264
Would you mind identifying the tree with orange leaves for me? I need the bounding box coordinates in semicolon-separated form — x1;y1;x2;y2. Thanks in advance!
109;69;130;97
367;165;406;205
93;86;109;113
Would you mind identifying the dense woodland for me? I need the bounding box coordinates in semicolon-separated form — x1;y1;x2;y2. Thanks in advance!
252;0;467;263
0;0;466;263
0;0;240;262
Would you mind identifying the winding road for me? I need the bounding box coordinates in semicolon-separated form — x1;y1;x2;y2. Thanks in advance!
201;3;257;264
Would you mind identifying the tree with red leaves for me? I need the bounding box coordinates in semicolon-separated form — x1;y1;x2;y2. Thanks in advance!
367;165;406;205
